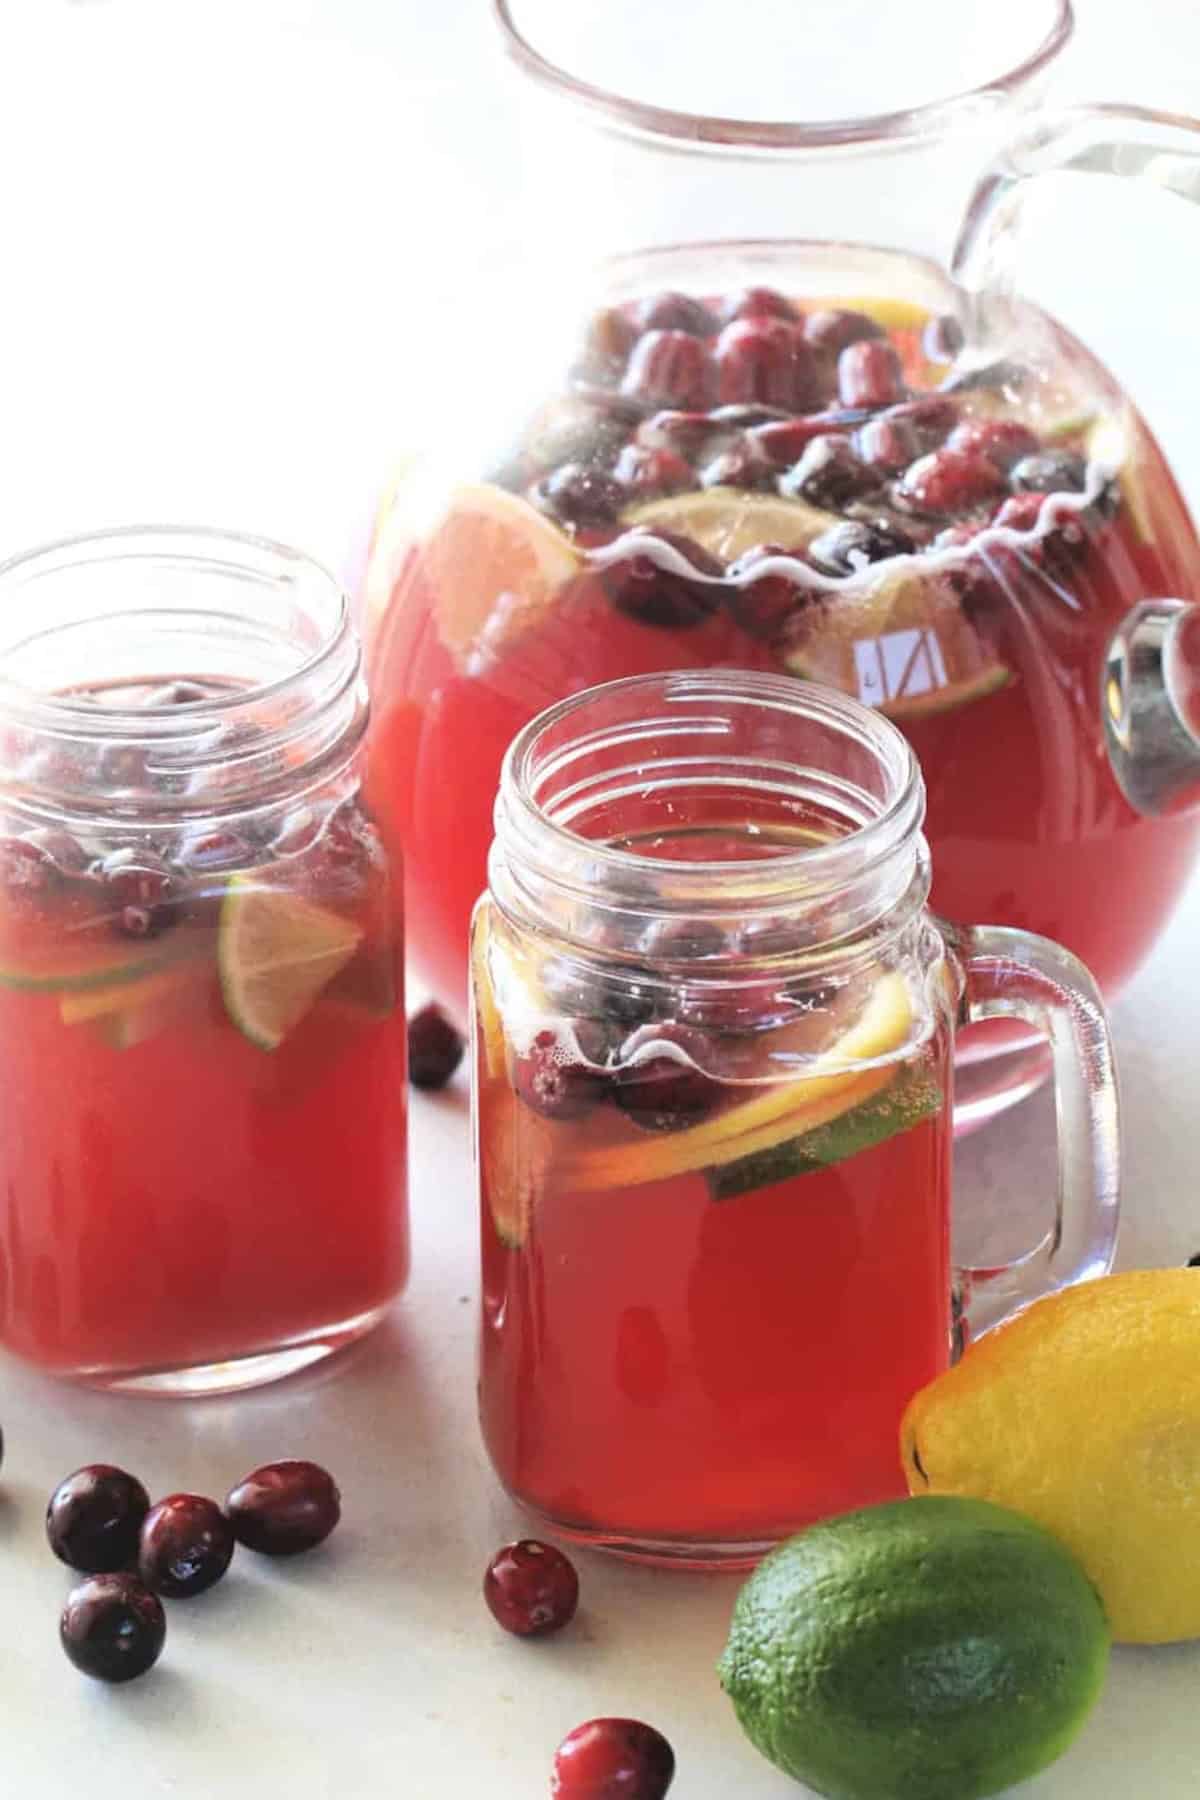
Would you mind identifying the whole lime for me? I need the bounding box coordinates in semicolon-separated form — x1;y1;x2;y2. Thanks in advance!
719;1495;1109;1800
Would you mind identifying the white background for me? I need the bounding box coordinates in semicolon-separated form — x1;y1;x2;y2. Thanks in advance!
0;3;1198;1796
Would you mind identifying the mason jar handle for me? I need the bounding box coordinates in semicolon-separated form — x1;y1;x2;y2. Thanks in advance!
952;104;1200;817
948;923;1120;1338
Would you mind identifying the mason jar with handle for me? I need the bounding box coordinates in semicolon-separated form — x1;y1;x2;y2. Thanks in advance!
363;0;1200;1131
470;669;1119;1565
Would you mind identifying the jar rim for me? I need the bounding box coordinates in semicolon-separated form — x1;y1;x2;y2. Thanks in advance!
496;670;926;944
492;0;1073;152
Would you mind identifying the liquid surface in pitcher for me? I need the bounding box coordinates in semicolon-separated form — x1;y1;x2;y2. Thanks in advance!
0;675;408;1383
473;810;954;1562
364;260;1200;1031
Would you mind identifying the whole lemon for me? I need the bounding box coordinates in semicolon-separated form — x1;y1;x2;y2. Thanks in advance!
900;1269;1200;1643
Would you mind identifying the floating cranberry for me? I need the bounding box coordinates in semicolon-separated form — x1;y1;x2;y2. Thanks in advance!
138;1494;235;1599
779;434;875;509
23;828;88;874
922;312;965;362
809;518;916;576
533;462;625;530
552;1718;676;1799
640;917;726;963
1010;450;1088;494
887;395;959;448
713;317;819;411
719;286;799;325
513;1029;611;1121
992;492;1047;534
612;443;696;502
837;339;905;409
899;446;1006;515
600;531;724;631
406;1002;465;1090
541;955;659;1033
947;417;1040;470
484;1539;579;1638
96;848;177;939
578;306;638;380
989;491;1087;576
615;1021;727;1133
620;331;715;412
855;413;921;472
60;1574;166;1684
804;309;884;357
697;437;773;492
47;1465;151;1573
634;410;714;461
225;1460;341;1556
725;543;811;641
748;410;866;469
632;292;715;336
98;742;151;788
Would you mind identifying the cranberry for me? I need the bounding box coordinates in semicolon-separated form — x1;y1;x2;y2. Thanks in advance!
748;410;865;469
809;518;916;575
1009;450;1088;494
578;307;638;380
989;491;1088;576
225;1460;341;1556
138;1493;235;1599
47;1465;151;1573
947;417;1040;470
837;339;905;409
552;1719;676;1799
779;434;875;509
620;331;715;412
992;492;1047;534
886;395;959;448
60;1574;166;1684
719;285;799;325
483;1539;579;1638
713;317;819;411
855;413;921;472
600;531;724;630
533;462;625;530
10;828;88;879
639;917;726;962
898;447;1006;515
632;291;715;336
697;437;773;492
922;312;965;361
611;443;696;502
406;1003;465;1089
541;955;659;1032
725;543;811;641
96;848;177;939
615;1022;726;1133
634;410;714;461
804;308;885;357
97;742;151;788
513;1029;611;1120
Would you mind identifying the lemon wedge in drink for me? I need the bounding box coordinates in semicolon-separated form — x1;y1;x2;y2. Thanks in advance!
564;971;915;1192
622;486;837;563
219;879;364;1051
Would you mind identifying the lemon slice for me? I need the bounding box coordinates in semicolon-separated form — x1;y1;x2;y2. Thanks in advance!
470;905;506;1080
219;879;364;1051
563;971;915;1192
622;486;837;563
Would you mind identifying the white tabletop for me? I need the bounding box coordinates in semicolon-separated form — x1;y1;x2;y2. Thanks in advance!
1;3;1200;1796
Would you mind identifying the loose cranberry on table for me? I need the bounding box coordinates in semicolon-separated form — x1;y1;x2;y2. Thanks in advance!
408;1002;465;1090
60;1573;166;1684
484;1539;579;1638
47;1464;151;1573
225;1460;341;1555
552;1719;676;1799
138;1493;236;1598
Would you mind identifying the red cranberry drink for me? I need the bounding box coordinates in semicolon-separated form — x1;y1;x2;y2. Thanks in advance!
365;277;1200;1127
0;532;408;1391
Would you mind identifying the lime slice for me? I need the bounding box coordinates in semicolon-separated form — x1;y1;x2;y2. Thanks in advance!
622;486;837;563
218;879;363;1051
563;972;916;1193
0;938;180;993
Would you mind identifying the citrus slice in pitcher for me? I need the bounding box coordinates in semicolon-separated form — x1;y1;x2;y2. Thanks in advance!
219;879;364;1051
622;486;837;564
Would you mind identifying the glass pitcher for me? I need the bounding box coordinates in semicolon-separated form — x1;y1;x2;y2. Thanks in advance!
362;0;1200;1127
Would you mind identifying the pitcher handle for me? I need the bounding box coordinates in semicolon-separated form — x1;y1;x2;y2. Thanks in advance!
951;104;1200;815
946;922;1120;1341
